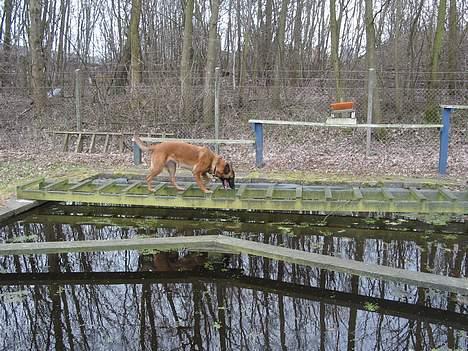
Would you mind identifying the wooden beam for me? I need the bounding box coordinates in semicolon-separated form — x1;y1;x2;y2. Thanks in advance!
215;236;468;295
89;133;97;153
139;137;255;145
248;119;443;129
74;133;83;153
1;235;466;294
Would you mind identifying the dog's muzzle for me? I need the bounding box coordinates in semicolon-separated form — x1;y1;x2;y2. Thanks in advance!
220;177;235;190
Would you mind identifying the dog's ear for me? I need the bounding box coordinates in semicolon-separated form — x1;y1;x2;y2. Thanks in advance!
223;163;231;175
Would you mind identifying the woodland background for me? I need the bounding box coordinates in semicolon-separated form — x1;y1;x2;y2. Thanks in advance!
0;0;466;177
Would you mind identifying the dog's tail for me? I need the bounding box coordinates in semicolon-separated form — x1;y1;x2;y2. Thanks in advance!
132;133;150;152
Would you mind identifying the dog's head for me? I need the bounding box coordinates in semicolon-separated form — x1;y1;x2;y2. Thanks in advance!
213;158;235;189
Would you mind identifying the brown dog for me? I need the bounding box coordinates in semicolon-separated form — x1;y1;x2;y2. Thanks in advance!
133;135;235;193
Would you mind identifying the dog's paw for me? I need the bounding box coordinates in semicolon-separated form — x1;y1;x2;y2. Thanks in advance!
203;190;213;194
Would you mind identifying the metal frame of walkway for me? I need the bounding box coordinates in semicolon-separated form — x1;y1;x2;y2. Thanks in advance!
16;175;467;214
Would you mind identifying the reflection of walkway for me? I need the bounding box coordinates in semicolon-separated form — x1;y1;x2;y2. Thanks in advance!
2;270;467;331
1;235;467;294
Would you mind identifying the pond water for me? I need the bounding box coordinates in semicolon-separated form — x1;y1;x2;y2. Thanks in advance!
0;203;467;350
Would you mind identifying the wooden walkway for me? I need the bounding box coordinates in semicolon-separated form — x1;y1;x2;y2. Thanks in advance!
0;235;467;294
16;175;468;214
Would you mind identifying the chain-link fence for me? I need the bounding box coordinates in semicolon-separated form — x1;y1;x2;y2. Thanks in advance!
0;69;466;177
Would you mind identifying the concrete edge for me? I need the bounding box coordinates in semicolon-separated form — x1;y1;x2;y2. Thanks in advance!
0;199;46;222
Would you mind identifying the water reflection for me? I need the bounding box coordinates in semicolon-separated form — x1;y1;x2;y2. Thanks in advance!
0;204;467;350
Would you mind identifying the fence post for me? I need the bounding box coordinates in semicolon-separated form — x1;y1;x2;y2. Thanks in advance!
214;67;220;154
133;143;142;165
75;69;82;131
254;122;264;167
366;68;375;157
438;106;452;175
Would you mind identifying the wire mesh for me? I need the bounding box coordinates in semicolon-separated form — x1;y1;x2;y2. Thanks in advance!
0;69;466;177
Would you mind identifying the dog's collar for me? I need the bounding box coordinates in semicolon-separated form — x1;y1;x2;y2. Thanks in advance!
210;157;219;175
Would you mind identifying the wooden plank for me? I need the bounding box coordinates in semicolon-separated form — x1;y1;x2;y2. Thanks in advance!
68;179;95;192
236;184;247;198
74;133;83;153
103;134;110;152
17;178;45;191
180;184;194;196
265;185;275;199
382;188;395;201
151;182;167;194
324;187;332;201
439;189;458;202
1;235;466;294
119;133;124;153
248;119;443;129
121;181;143;193
440;105;468;109
43;179;68;191
216;236;468;295
409;187;427;202
96;180;116;193
139;137;255;145
0;236;218;256
89;133;97;153
295;186;303;199
63;134;70;152
16;185;467;214
352;187;363;200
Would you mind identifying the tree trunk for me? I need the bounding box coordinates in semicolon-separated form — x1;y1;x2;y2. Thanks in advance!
54;0;69;87
29;0;48;116
426;0;447;122
180;0;194;121
202;0;220;125
3;0;13;59
272;0;289;108
447;0;457;91
292;0;304;85
393;0;402;114
130;0;143;90
364;0;381;123
330;0;343;101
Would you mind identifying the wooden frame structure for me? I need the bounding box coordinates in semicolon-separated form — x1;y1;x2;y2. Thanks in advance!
16;175;467;214
1;235;467;294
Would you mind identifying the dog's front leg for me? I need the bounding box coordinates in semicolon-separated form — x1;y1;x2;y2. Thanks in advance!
194;172;212;193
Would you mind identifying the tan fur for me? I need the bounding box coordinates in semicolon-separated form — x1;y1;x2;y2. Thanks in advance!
133;134;235;193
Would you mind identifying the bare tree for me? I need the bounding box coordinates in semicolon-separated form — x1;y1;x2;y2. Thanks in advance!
272;0;289;108
202;0;220;125
426;0;447;121
447;0;458;91
180;0;194;120
130;0;142;89
364;0;381;123
330;0;343;101
29;0;48;116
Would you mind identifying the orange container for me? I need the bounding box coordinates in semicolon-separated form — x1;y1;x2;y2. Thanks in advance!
330;101;354;110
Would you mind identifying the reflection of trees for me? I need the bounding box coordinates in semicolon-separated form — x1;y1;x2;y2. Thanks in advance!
0;219;466;350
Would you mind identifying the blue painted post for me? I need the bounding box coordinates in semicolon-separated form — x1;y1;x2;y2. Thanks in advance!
438;107;452;175
133;142;142;165
254;122;264;167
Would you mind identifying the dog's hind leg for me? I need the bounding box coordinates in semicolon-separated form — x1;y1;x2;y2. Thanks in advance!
166;160;184;191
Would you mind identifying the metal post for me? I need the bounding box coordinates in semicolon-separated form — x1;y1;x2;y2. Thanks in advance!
254;122;264;168
214;67;220;154
438;106;451;175
366;68;375;157
133;143;142;165
75;69;82;131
